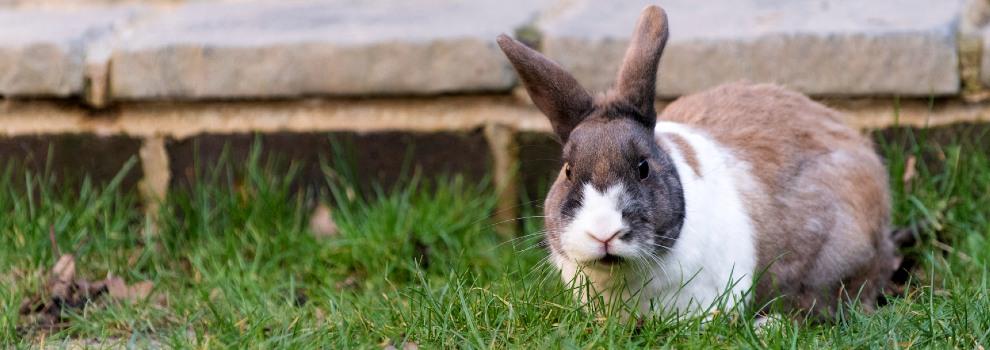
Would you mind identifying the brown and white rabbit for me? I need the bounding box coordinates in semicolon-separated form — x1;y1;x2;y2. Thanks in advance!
496;5;899;319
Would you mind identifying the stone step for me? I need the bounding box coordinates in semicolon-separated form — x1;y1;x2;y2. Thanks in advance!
0;6;141;96
110;0;552;99
540;0;963;97
0;0;978;101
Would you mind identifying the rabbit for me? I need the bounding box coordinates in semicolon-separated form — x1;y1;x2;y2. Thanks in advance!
496;5;899;320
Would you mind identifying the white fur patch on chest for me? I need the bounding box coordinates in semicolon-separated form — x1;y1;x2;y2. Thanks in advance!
645;121;759;315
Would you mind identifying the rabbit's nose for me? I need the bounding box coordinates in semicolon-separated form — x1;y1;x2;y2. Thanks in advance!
586;230;623;245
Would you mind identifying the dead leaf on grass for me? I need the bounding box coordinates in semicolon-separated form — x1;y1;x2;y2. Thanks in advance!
902;155;917;189
106;277;154;303
50;254;77;299
18;254;106;334
18;254;155;336
309;204;339;238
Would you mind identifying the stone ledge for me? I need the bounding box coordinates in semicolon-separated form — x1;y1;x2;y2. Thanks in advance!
0;0;976;100
540;0;963;97
0;97;986;139
109;0;551;99
0;6;141;97
0;96;549;138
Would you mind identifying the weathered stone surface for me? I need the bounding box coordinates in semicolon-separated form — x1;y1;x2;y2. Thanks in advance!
0;0;163;5
540;0;962;97
0;7;137;96
111;0;550;99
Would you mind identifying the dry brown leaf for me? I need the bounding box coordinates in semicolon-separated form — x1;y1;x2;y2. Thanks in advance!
49;255;76;300
107;277;153;302
131;281;154;300
21;234;156;335
309;204;339;238
51;255;75;282
106;277;127;298
20;254;106;335
902;155;917;186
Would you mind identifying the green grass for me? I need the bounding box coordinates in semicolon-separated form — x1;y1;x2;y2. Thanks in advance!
1;127;989;349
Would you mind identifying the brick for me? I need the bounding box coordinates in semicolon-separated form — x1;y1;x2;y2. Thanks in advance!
0;134;143;190
166;131;492;193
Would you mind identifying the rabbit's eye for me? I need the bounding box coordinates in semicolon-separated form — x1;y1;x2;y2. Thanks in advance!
637;159;650;180
564;163;573;180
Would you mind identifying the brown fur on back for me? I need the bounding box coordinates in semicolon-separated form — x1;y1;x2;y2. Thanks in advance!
660;83;895;317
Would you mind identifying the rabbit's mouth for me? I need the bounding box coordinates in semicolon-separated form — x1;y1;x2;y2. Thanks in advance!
592;254;625;267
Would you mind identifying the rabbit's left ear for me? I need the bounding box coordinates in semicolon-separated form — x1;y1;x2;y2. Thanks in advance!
614;5;669;129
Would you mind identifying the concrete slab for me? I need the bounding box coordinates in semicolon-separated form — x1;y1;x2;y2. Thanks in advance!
110;0;551;99
540;0;962;97
0;6;139;96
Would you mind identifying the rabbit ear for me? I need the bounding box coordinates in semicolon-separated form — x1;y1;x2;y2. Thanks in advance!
497;34;593;143
614;5;669;128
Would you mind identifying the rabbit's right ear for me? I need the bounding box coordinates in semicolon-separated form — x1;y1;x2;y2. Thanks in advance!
614;5;669;128
497;34;592;143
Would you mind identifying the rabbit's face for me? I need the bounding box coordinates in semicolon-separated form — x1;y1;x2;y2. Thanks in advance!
544;108;684;270
496;5;672;271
